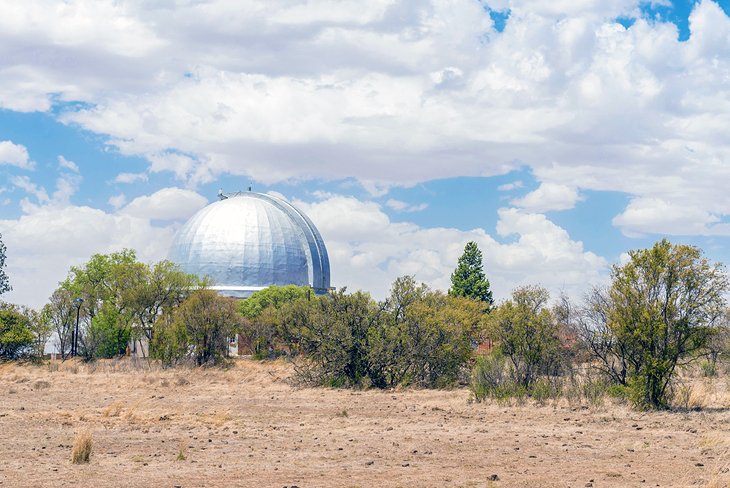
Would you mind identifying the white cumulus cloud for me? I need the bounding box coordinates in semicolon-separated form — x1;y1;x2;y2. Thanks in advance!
0;141;33;169
120;187;208;221
295;195;608;301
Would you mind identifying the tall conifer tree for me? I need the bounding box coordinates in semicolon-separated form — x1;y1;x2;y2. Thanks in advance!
448;241;493;306
0;233;10;296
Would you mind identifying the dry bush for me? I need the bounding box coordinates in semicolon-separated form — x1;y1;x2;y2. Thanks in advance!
32;380;50;390
70;430;93;464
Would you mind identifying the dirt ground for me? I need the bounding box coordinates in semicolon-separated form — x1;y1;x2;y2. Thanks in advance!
0;359;729;488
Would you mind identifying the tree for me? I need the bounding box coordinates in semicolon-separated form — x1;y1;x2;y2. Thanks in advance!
369;276;482;388
287;277;484;389
25;306;52;358
239;284;310;319
123;260;199;358
0;233;10;296
0;308;34;359
238;285;310;357
449;241;493;306
44;288;77;359
152;289;242;366
487;286;563;389
62;250;139;359
583;239;728;409
289;289;379;387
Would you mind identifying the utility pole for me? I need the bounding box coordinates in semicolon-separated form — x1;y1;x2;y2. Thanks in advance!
72;297;84;357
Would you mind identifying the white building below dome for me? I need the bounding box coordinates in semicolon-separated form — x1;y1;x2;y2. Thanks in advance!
168;191;330;297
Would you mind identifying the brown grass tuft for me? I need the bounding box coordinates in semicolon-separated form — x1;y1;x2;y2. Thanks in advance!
70;430;93;464
102;401;124;418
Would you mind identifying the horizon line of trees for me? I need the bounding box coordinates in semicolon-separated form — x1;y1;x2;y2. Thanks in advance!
1;233;729;410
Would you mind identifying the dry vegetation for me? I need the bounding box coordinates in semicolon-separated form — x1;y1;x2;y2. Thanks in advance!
0;358;729;487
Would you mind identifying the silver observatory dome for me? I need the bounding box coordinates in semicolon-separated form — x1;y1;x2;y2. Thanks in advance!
168;191;330;297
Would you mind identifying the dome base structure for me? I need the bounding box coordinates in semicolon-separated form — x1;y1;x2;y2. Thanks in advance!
168;191;330;297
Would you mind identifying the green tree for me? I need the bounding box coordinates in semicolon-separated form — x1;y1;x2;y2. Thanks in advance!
0;308;34;359
62;249;139;359
238;285;310;358
369;276;481;388
290;289;379;387
287;277;484;389
583;239;729;409
449;241;493;306
487;286;563;390
239;284;310;319
123;260;199;358
152;289;241;366
25;306;52;358
0;233;10;296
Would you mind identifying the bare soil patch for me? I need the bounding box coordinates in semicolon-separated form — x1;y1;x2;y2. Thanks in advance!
0;359;728;487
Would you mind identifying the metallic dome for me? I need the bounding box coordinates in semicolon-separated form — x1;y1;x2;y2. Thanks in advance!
168;191;330;297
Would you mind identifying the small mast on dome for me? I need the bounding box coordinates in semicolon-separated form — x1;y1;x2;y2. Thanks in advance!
217;189;253;201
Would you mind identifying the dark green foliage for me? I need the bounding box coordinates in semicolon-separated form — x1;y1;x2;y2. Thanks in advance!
582;239;729;409
238;285;310;357
82;304;130;359
151;289;242;366
0;233;10;297
287;277;485;389
449;241;493;306
368;276;482;388
0;308;34;359
239;285;310;319
291;289;378;387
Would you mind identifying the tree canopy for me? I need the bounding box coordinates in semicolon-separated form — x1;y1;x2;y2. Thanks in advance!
582;239;729;409
54;249;200;360
0;307;33;359
0;233;11;297
449;241;493;306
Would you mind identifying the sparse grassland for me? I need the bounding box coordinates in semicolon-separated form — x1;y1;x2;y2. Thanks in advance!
0;358;728;487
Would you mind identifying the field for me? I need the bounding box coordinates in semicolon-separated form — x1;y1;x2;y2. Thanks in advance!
0;359;729;488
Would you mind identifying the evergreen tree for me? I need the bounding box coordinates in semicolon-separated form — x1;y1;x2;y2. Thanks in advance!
0;233;10;296
448;241;493;306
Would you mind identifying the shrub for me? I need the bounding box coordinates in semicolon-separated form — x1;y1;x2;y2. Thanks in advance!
0;308;34;359
470;352;508;402
289;277;485;389
486;286;568;390
151;290;242;366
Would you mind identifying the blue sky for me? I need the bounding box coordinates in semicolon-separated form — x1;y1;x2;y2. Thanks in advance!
1;0;729;307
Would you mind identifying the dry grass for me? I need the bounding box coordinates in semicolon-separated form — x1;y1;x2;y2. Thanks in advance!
102;401;124;418
1;358;729;487
70;430;93;464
